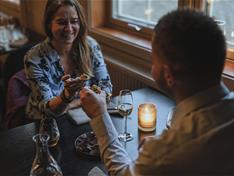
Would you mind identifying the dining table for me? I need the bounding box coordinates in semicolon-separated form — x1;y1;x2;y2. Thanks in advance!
0;87;175;176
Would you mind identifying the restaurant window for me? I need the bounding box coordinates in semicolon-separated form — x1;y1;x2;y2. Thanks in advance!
205;0;234;60
111;0;178;37
108;0;233;59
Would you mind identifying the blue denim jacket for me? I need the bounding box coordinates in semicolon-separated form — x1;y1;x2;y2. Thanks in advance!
24;36;112;119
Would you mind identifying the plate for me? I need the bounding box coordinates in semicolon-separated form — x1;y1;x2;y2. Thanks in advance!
74;131;100;159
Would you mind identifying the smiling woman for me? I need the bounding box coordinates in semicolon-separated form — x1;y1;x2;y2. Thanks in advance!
23;0;112;120
50;6;80;45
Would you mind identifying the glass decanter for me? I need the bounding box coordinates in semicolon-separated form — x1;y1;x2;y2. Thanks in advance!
30;133;63;176
39;116;60;147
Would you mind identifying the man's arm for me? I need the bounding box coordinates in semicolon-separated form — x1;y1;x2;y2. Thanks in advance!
90;112;133;175
79;88;137;175
80;88;162;175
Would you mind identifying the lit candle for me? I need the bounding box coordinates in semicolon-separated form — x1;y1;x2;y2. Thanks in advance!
138;103;157;132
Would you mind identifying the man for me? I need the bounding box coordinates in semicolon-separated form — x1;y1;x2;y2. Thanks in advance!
80;9;234;175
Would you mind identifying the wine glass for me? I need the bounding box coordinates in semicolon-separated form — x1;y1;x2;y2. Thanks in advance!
118;89;133;142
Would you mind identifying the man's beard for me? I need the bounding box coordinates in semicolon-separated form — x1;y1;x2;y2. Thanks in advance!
155;69;173;98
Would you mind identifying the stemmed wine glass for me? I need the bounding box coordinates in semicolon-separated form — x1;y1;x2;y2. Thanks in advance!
118;89;133;142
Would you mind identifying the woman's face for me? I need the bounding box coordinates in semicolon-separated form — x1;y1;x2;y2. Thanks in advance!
50;5;80;45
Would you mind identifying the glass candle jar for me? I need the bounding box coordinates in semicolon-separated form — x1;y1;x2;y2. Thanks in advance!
138;103;157;132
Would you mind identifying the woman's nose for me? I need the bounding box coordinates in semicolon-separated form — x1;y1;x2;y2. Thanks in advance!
64;22;73;31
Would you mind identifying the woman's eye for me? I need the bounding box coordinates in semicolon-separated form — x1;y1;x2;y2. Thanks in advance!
56;20;67;26
71;19;79;24
55;19;79;26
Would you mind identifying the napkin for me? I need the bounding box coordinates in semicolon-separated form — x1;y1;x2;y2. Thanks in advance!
67;107;90;125
67;99;120;125
88;167;107;176
107;101;119;115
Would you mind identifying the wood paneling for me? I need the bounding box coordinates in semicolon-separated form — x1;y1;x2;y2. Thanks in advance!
21;0;47;36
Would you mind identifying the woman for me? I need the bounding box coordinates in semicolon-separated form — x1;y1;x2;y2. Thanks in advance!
24;0;112;119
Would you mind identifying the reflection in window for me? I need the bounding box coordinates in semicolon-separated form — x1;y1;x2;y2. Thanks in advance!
206;0;234;50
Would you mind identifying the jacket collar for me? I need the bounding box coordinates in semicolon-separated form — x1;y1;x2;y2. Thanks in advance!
171;82;230;126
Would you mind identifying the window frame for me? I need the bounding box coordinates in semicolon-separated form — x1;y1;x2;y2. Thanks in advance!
107;0;234;61
203;0;234;61
107;0;154;39
107;0;205;39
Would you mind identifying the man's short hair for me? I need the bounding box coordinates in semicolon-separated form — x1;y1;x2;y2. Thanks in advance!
153;9;226;82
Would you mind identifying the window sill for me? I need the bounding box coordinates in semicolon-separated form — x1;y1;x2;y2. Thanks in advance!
89;26;234;90
223;59;234;78
89;27;151;61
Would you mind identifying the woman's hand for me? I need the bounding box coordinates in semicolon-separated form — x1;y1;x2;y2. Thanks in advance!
79;87;107;119
61;74;86;99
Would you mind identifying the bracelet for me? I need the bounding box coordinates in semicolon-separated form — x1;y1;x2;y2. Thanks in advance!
60;89;73;103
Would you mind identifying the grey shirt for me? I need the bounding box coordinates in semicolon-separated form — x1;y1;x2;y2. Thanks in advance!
90;83;234;175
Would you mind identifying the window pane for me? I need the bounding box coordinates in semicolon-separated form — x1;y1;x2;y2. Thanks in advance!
112;0;178;28
207;0;234;50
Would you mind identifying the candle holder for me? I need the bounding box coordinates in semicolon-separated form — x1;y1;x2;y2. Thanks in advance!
138;103;157;132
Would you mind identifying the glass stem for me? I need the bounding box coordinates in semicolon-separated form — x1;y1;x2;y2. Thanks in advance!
125;115;128;135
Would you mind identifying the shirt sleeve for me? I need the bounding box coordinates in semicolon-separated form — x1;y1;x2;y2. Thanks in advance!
90;112;177;176
24;52;55;116
90;112;132;176
88;37;112;95
90;112;160;176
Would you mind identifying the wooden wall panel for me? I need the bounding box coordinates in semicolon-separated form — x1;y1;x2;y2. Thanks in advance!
21;0;47;36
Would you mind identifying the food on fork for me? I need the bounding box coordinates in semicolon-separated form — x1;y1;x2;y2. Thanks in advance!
91;84;112;103
91;84;101;94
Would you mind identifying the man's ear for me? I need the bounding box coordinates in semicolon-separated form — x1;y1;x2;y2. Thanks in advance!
163;64;175;87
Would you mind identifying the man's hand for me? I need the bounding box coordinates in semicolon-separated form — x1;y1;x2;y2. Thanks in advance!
79;87;107;119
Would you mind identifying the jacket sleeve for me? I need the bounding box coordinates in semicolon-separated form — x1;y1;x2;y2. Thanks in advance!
24;50;56;116
88;37;112;95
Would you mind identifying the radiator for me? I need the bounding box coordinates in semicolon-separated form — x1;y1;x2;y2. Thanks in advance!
106;62;146;96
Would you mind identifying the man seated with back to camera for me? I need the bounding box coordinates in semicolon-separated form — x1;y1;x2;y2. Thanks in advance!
79;9;234;175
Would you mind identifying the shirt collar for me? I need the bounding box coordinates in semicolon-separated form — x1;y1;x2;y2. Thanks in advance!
171;82;230;125
42;38;60;63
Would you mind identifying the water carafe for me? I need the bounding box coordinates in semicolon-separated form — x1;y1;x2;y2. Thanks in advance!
30;133;63;176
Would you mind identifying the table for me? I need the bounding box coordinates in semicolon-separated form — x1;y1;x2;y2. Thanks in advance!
0;88;175;176
111;88;175;160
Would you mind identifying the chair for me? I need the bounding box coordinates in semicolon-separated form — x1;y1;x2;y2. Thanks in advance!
4;69;31;129
1;43;34;128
